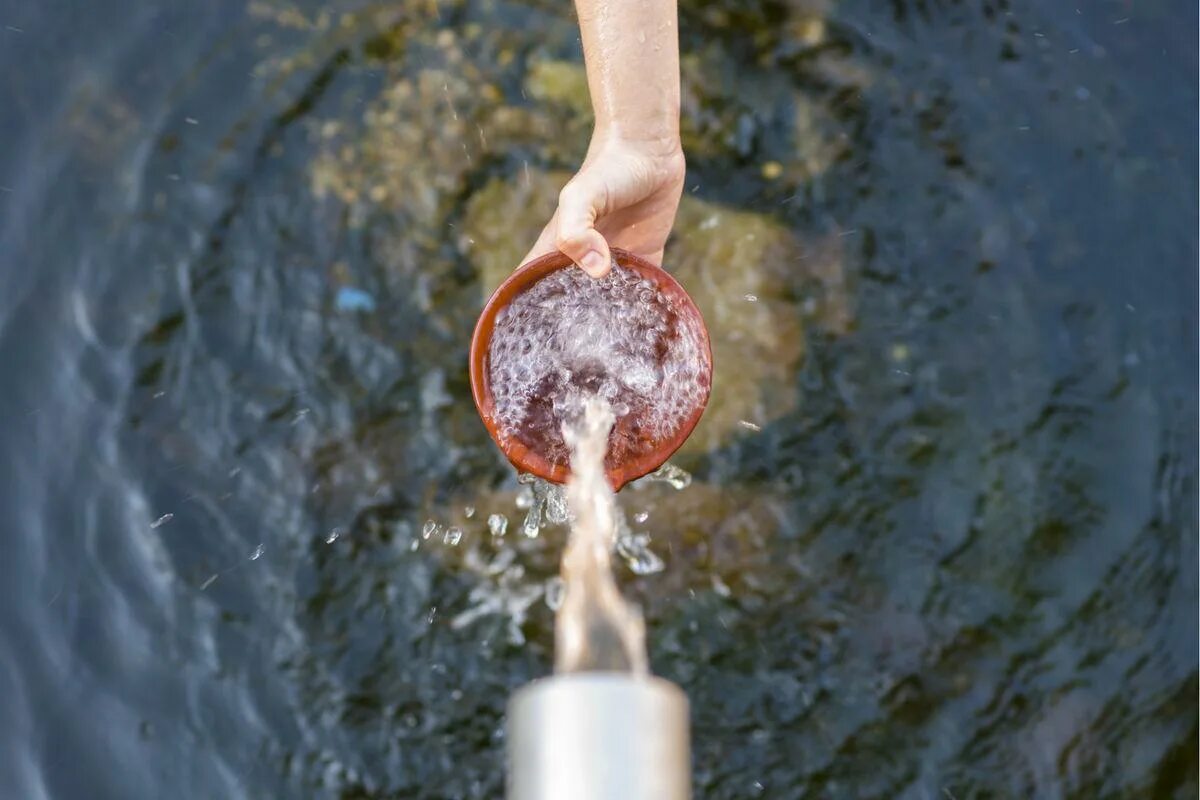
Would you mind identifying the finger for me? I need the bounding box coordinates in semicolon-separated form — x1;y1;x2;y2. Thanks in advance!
642;247;665;267
521;212;560;267
554;177;611;278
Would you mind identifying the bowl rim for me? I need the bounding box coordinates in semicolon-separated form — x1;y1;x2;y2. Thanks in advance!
468;247;712;490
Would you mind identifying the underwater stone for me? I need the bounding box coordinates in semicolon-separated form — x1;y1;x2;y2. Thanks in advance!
524;60;592;118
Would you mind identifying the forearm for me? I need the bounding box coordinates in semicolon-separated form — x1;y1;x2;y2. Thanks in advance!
574;0;680;152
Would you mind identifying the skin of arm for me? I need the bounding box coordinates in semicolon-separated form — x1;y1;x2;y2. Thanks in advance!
523;0;685;277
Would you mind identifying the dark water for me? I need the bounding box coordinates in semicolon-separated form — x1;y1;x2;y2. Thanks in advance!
1;0;1196;797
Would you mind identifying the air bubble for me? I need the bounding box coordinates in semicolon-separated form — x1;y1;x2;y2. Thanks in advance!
487;264;707;454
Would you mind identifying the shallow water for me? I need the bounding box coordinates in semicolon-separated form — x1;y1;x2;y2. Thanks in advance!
0;0;1196;798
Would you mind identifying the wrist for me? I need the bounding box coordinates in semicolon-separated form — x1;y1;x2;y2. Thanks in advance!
590;123;683;163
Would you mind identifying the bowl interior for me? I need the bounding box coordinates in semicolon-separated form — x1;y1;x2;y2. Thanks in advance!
469;248;712;490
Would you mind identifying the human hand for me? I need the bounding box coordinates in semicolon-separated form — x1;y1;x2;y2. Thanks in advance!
523;137;686;278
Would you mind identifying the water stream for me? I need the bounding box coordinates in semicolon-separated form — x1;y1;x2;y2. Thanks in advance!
556;398;648;674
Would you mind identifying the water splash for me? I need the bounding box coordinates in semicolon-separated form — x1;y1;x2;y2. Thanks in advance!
487;513;508;537
520;502;541;539
516;473;571;538
636;462;692;490
537;481;570;525
616;530;665;576
615;510;665;575
452;547;541;645
555;398;648;674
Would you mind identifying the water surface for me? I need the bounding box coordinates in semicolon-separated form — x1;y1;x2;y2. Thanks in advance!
0;0;1195;797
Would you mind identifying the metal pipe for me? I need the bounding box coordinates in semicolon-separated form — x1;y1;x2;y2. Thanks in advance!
506;673;691;800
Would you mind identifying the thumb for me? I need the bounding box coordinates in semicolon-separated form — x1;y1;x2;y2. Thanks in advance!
554;176;612;278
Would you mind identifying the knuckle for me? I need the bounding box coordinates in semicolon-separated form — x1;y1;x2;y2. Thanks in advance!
558;181;583;207
554;228;578;251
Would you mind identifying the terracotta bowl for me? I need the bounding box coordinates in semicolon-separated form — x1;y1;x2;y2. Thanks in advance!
469;248;712;490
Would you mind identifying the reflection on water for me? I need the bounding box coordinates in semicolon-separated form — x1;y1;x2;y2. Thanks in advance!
0;0;1195;797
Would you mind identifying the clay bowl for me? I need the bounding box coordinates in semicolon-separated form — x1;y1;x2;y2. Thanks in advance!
469;248;712;490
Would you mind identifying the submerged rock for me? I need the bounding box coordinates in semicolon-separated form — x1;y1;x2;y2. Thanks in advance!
460;170;570;289
524;59;592;118
667;197;809;455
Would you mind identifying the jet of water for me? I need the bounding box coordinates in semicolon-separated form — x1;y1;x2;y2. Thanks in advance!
555;398;648;675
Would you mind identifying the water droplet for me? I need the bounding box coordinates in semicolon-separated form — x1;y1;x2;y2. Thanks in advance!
617;532;664;575
541;483;570;525
521;496;543;538
627;548;664;575
515;487;533;510
641;462;692;490
150;513;174;529
544;577;565;610
443;526;463;546
250;543;265;561
427;606;437;624
744;293;758;302
464;506;476;518
422;520;440;540
633;511;649;524
325;529;340;544
488;513;508;537
738;419;762;432
521;515;540;539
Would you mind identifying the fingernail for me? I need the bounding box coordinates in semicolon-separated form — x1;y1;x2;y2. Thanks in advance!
580;250;607;276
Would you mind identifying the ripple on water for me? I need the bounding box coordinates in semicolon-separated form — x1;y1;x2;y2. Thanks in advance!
0;0;1194;798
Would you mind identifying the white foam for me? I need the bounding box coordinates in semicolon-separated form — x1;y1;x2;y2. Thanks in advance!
488;264;706;455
